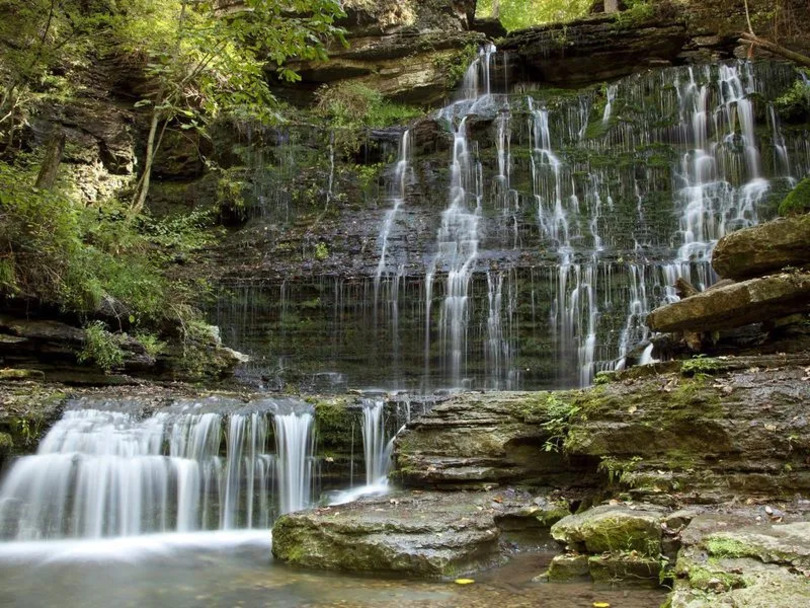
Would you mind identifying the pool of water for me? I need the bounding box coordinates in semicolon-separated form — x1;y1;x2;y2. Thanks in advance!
0;532;667;607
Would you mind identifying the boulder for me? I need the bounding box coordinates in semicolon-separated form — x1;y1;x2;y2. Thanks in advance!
564;354;810;503
550;504;664;555
712;214;810;280
547;554;590;581
588;553;661;586
272;491;502;577
646;271;810;333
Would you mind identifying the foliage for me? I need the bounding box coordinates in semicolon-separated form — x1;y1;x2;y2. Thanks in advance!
0;0;99;149
78;321;125;371
313;82;424;155
774;73;810;122
681;355;722;377
314;242;329;261
434;44;479;90
314;82;423;128
135;332;166;359
0;159;215;329
475;0;593;31
613;0;655;28
541;394;580;452
778;177;810;216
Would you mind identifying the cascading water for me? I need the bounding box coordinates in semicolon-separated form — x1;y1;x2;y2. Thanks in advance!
211;57;808;391
360;399;392;484
0;398;317;540
274;410;315;514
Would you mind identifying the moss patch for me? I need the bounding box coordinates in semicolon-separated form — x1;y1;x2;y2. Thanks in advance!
778;177;810;217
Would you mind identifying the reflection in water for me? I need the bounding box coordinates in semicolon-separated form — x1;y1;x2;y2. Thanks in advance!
0;533;666;608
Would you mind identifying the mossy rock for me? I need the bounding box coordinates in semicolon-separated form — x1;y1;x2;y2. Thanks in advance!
588;553;661;587
551;505;664;556
778;177;810;216
0;368;45;380
547;554;590;581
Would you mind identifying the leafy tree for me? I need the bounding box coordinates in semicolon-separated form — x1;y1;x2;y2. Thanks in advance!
122;0;346;215
0;0;98;151
476;0;593;30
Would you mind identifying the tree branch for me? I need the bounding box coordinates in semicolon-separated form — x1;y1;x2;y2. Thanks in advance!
739;31;810;69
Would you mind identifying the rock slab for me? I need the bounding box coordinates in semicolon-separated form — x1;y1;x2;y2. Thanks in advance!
712;214;810;280
272;492;502;577
646;271;810;333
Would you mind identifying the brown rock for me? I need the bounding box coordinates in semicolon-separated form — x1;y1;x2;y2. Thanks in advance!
646;272;810;333
712;215;810;280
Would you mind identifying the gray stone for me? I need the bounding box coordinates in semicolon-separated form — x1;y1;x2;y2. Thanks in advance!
550;505;664;556
547;554;590;581
272;491;502;577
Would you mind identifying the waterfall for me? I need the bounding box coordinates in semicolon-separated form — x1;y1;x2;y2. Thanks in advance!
212;59;807;391
361;399;391;484
424;44;497;387
0;398;318;539
274;411;315;514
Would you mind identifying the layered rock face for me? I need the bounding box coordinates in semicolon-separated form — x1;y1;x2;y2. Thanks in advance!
275;0;482;106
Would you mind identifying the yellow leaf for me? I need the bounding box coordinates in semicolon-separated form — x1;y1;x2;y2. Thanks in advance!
454;578;475;585
593;602;611;608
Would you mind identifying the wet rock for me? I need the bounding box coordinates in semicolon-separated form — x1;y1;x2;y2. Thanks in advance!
392;392;599;489
670;515;810;608
712;214;810;280
272;491;502;577
550;504;664;555
588;553;660;587
646;271;810;333
547;554;590;581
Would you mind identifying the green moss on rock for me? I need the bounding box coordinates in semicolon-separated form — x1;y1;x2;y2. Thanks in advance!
778;177;810;217
551;505;664;556
548;554;590;581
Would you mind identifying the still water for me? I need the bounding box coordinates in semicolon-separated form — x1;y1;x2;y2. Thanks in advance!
0;532;666;607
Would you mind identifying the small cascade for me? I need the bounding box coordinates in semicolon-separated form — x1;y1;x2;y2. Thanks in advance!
769;104;793;180
484;270;517;389
0;398;319;540
373;130;412;381
360;399;392;484
602;83;617;125
274;410;315;514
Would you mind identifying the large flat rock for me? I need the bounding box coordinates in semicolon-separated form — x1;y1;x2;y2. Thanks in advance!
272;491;529;577
712;214;810;280
646;271;810;333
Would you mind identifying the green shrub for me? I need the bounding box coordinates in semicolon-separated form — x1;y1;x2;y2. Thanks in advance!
78;321;125;371
0;159;215;330
774;74;810;123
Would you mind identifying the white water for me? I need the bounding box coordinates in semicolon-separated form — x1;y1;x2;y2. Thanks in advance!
0;400;316;540
424;44;496;387
360;399;392;484
274;411;315;514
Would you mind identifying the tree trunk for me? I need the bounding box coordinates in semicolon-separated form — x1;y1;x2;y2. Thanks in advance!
34;129;66;189
130;107;160;215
